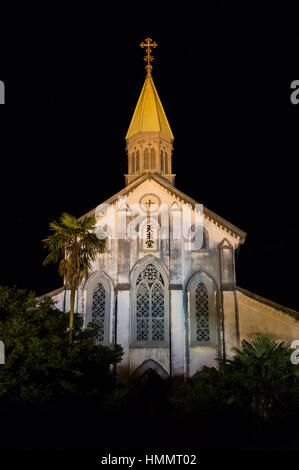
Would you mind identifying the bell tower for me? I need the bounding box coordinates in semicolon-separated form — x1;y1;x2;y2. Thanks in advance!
125;38;175;186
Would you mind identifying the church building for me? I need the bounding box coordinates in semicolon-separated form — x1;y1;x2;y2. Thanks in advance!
46;39;299;385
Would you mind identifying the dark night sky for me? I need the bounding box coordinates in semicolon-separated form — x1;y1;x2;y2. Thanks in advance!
0;5;299;310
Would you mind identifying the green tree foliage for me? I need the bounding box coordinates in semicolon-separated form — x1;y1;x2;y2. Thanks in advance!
175;336;299;421
227;336;299;418
0;286;122;403
43;213;106;344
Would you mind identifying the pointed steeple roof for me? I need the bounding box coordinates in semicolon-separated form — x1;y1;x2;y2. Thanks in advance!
126;75;174;140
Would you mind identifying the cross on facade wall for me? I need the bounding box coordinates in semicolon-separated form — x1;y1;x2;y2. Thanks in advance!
144;198;155;209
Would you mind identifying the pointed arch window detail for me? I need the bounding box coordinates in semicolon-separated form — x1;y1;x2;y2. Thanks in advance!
165;152;168;173
160;150;164;172
132;152;135;173
91;283;106;342
150;148;156;169
195;282;209;341
136;150;140;171
144;148;149;169
188;273;216;347
135;264;165;343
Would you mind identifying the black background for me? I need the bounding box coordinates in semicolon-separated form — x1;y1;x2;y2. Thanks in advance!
0;4;299;311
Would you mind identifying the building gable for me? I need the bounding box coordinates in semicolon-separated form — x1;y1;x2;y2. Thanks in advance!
82;173;246;246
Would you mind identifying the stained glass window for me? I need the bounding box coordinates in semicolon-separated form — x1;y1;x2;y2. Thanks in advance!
91;283;106;342
136;264;165;342
195;282;209;341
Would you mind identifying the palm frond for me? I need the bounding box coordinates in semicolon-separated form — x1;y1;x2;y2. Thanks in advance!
42;213;106;287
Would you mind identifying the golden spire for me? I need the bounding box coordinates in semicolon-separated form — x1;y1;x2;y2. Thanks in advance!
140;37;158;77
126;37;173;141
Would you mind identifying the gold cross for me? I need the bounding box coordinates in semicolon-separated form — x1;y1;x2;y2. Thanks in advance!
144;198;155;209
140;38;158;76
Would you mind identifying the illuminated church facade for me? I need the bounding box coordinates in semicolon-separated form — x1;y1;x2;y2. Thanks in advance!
47;39;299;385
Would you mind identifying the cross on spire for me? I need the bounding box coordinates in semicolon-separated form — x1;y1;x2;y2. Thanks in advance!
140;38;158;77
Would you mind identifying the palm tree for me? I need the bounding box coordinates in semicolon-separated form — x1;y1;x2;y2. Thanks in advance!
43;213;106;344
227;336;298;419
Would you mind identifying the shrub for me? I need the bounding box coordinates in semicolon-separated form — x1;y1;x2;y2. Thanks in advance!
0;286;122;403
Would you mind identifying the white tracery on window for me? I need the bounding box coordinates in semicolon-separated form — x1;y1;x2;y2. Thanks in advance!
91;283;106;341
195;282;209;341
136;264;165;342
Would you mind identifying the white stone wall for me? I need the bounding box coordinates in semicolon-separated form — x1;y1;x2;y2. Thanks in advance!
170;289;185;378
130;348;170;376
189;347;218;375
48;178;252;383
51;291;64;311
92;179;238;382
222;291;239;359
236;290;299;342
116;289;130;384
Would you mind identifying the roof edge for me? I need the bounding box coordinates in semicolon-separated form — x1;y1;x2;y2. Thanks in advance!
80;172;246;241
236;286;299;321
37;286;64;302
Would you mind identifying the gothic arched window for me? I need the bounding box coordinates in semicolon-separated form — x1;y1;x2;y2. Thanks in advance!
136;150;140;172
87;275;112;345
195;282;209;341
132;152;135;173
165;152;168;173
150;148;156;169
144;148;149;169
132;263;168;346
160;150;164;172
188;272;217;347
91;283;106;342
